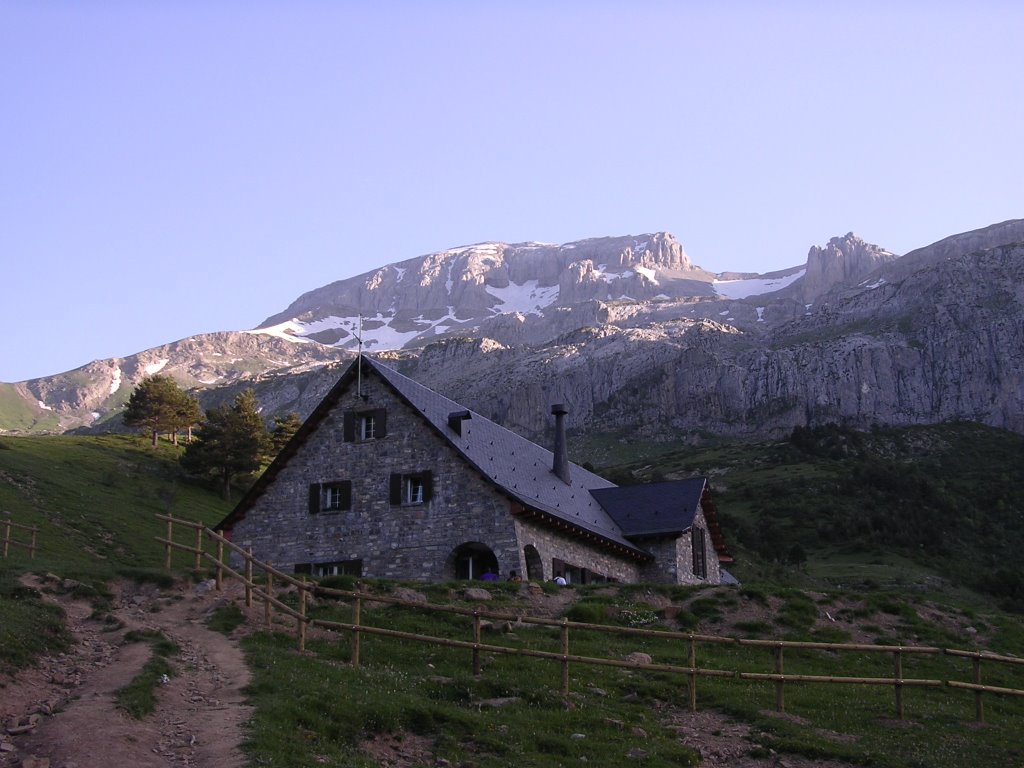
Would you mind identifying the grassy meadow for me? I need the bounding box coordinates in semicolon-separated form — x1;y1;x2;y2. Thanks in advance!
1;427;1023;767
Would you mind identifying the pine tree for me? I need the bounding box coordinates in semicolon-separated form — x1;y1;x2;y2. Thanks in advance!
181;389;270;500
123;375;196;447
270;412;302;456
174;393;203;445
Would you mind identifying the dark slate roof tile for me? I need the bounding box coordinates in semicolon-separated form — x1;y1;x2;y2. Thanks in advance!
590;478;708;537
363;357;640;550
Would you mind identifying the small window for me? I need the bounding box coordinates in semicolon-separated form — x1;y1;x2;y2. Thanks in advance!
389;471;433;505
324;484;347;510
313;559;363;577
309;481;352;514
406;475;424;504
343;408;387;442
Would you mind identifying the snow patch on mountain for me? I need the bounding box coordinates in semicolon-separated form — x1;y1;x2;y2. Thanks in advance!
145;359;169;375
251;322;316;343
635;265;658;284
109;367;122;394
713;269;805;299
486;281;559;315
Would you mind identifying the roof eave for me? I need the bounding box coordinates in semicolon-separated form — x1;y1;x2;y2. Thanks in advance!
510;502;653;562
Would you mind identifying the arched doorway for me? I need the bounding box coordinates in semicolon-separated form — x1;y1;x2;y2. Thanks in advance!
523;544;543;582
449;542;499;581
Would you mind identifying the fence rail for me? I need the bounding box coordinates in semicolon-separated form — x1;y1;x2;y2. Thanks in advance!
157;515;1024;723
1;512;38;559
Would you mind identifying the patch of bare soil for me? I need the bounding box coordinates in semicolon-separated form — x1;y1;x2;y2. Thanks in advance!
666;708;859;768
1;576;251;768
359;732;434;767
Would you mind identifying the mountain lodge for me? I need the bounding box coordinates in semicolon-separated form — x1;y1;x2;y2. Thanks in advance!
217;356;732;584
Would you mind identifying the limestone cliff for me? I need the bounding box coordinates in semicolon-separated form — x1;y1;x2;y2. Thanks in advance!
4;221;1023;444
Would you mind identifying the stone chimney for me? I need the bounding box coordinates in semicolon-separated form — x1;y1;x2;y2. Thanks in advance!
551;404;571;484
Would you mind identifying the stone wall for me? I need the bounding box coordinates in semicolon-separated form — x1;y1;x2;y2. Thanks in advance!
512;517;641;583
228;368;647;582
230;371;522;579
635;506;721;585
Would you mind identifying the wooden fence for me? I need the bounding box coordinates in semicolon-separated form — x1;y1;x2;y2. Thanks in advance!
158;515;1024;723
1;512;38;559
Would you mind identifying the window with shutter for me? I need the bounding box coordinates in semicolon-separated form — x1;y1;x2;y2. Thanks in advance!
390;471;433;505
310;480;352;513
345;408;388;442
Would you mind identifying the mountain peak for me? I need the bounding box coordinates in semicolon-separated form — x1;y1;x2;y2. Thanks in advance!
801;233;898;302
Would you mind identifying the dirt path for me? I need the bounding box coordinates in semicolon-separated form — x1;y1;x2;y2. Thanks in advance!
1;576;252;768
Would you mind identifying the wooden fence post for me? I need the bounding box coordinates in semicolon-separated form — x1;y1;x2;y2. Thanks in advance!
775;644;785;713
560;618;570;697
298;578;307;652
29;526;37;559
264;565;274;627
894;650;904;720
2;517;9;558
193;524;203;571
244;547;253;608
164;513;173;569
215;533;224;591
688;636;697;712
472;611;482;677
973;656;984;724
351;583;362;668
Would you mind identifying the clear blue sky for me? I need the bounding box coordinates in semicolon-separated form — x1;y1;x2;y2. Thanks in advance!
2;2;1022;382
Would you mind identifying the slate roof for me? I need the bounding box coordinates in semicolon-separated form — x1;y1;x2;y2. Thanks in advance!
365;358;647;556
589;479;709;537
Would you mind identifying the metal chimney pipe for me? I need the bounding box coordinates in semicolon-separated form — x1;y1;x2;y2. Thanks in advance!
551;404;571;484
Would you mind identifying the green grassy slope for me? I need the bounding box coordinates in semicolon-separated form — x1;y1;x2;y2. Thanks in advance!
0;434;232;575
236;578;1024;768
1;430;1023;767
0;434;232;671
0;383;60;432
585;422;1024;611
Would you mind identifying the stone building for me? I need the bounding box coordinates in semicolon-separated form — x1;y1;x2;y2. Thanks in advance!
218;356;732;584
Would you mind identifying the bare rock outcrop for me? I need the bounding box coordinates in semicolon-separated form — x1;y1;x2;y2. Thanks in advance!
798;233;898;303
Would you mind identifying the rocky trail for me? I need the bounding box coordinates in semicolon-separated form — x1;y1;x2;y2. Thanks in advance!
0;576;251;768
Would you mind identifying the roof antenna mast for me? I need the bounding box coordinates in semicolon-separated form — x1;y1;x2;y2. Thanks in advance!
355;314;366;399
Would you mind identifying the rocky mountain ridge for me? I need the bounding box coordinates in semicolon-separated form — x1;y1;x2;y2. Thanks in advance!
2;220;1021;443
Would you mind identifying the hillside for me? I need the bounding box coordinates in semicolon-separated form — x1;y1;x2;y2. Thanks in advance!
2;433;1024;767
0;434;232;576
588;421;1024;611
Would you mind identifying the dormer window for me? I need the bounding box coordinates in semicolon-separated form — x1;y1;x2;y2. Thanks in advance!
343;408;387;442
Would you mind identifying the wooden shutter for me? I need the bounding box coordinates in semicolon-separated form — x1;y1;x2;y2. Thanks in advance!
389;473;402;505
309;483;321;514
340;480;352;511
692;528;707;579
376;408;387;438
342;411;356;442
421;471;433;502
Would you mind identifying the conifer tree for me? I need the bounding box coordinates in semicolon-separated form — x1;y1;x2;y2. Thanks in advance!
181;389;270;500
270;412;302;456
123;375;197;447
